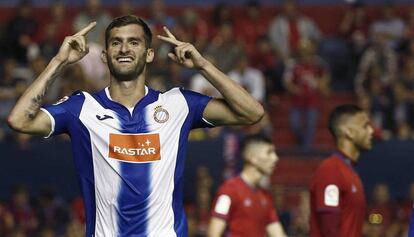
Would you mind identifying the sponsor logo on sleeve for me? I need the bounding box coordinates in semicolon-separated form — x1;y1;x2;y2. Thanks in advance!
109;133;161;162
215;195;231;215
324;184;339;207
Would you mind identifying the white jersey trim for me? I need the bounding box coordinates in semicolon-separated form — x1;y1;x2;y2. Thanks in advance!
40;108;55;138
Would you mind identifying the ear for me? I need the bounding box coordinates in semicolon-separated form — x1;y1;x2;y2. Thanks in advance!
101;50;108;64
342;125;354;140
146;48;154;63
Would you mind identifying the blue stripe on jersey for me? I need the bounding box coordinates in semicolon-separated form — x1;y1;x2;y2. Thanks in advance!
70;121;96;236
94;88;160;236
171;89;212;236
45;92;97;236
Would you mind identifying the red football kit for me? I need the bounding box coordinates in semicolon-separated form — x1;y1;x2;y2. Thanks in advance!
310;152;366;237
211;176;279;237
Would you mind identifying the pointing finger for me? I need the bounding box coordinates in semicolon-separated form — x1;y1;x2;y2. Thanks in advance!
162;26;177;40
74;22;97;36
157;35;180;46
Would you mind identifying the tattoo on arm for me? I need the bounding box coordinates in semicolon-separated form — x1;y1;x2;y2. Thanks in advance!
26;93;44;120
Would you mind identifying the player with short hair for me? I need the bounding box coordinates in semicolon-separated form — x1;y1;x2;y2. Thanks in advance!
207;135;287;237
7;15;264;237
310;104;374;237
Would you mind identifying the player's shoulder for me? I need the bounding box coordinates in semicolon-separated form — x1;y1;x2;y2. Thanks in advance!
51;90;85;107
218;177;242;193
313;154;343;176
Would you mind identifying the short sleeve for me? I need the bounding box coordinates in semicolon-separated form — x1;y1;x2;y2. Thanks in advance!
312;165;342;212
211;183;236;220
180;88;214;129
41;92;84;137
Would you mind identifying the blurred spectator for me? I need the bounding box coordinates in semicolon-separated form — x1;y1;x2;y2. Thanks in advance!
365;183;399;237
392;56;414;138
0;201;14;236
189;56;221;98
73;0;112;46
36;0;72;60
70;197;85;226
209;2;233;38
206;22;244;73
271;185;293;234
7;185;37;235
146;0;176;75
355;31;398;135
63;219;84;237
4;0;39;64
34;188;70;234
0;59;30;141
268;0;321;61
115;0;134;17
195;166;213;236
283;39;330;150
37;0;72;47
289;190;310;237
228;54;265;103
355;31;397;96
234;0;269;57
403;7;414;40
339;2;370;66
147;0;176;32
370;3;405;49
59;64;91;98
175;8;209;52
250;35;283;94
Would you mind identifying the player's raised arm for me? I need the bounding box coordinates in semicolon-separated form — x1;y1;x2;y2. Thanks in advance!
157;26;264;126
7;22;96;136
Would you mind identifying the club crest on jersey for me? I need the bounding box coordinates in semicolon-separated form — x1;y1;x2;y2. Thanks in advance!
153;105;169;123
53;96;69;105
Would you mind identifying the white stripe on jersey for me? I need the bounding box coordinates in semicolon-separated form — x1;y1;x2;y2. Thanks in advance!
80;92;123;236
145;88;188;237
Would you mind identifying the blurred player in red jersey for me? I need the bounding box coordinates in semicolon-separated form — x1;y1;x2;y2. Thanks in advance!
310;104;374;237
207;135;287;237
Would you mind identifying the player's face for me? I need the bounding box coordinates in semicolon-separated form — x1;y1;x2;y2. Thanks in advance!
348;112;374;150
104;24;153;81
253;143;279;176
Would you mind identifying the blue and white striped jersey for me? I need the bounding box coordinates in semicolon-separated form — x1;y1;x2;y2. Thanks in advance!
41;86;213;237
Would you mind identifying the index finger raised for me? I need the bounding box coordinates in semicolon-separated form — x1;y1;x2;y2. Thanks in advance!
74;22;97;36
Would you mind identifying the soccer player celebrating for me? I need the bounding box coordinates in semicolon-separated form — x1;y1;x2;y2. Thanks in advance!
208;135;287;237
310;104;374;237
7;16;264;236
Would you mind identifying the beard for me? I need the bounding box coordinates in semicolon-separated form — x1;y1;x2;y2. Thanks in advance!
107;51;147;81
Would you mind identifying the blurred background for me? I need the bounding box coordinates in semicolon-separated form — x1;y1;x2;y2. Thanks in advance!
1;0;414;236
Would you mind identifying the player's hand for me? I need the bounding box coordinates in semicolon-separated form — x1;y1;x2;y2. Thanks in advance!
54;22;96;65
157;26;208;69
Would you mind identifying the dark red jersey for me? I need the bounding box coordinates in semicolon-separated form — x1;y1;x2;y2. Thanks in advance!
211;176;279;237
310;152;366;237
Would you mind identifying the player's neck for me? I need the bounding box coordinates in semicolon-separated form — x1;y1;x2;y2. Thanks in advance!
240;167;262;188
108;77;146;108
337;139;360;162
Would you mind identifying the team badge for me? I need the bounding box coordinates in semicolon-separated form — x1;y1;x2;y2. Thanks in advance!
153;105;169;123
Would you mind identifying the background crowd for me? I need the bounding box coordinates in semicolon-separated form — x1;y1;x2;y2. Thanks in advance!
1;0;414;236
